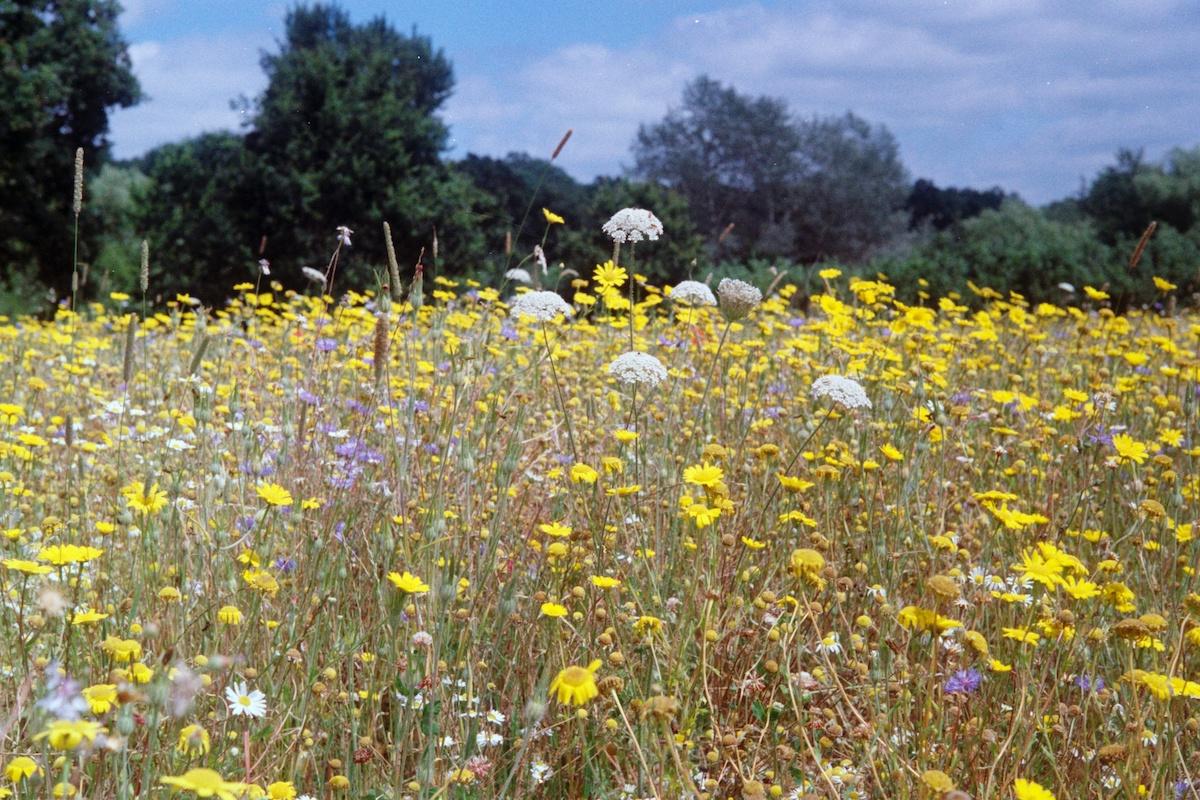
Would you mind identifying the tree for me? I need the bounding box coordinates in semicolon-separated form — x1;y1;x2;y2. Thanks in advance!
0;0;140;296
632;77;909;265
245;4;488;287
906;179;1008;232
632;76;800;260
788;112;910;264
138;133;263;298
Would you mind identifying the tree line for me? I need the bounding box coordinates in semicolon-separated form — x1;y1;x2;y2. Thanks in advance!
3;1;1198;312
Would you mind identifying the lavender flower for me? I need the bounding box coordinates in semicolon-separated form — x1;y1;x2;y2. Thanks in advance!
944;668;982;695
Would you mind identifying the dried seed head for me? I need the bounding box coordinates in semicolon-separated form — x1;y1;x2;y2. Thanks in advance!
73;148;84;216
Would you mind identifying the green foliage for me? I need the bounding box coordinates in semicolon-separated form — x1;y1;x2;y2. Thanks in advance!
632;77;909;265
906;179;1008;231
136;4;492;301
137;133;262;298
87;163;150;295
555;178;706;285
0;0;140;294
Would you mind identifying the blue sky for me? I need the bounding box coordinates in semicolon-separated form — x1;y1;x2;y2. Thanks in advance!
109;0;1200;204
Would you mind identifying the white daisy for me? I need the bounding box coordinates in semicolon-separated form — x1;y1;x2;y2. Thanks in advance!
225;680;267;718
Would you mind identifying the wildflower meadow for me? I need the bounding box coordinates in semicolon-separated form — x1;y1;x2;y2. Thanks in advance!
2;206;1200;800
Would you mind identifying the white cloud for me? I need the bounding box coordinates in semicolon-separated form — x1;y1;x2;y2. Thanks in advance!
444;1;1200;203
109;33;268;159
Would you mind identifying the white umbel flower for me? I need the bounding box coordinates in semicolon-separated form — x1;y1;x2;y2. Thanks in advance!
608;351;668;388
509;290;573;322
669;280;716;306
811;374;871;410
504;268;533;285
225;680;267;718
716;278;761;321
602;208;663;243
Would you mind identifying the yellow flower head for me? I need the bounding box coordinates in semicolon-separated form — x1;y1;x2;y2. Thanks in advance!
549;659;602;706
387;571;430;594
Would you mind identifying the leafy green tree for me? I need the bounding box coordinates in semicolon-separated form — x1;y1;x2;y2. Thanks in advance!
0;0;140;296
555;178;705;284
457;152;589;265
632;75;800;259
632;77;908;265
789;112;909;264
87;162;150;294
137;133;264;298
246;4;489;287
906;179;1008;231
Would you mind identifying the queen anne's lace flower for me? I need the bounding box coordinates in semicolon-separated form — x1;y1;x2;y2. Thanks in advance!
602;208;663;243
508;290;573;321
716;278;762;321
608;351;668;388
669;280;716;306
504;268;532;285
811;374;872;409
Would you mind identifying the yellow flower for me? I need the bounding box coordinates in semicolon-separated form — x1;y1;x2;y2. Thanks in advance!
160;768;245;800
82;684;119;715
387;571;430;594
5;756;41;782
129;662;154;683
683;462;723;487
593;260;627;290
34;719;105;751
542;208;564;225
880;443;904;462
36;544;103;566
256;482;293;507
3;558;52;575
549;660;602;706
1153;276;1177;292
1013;778;1056;800
1002;626;1040;645
1112;433;1147;465
177;724;210;757
591;575;621;589
990;658;1013;672
538;522;572;538
101;636;142;662
122;481;169;515
71;609;108;625
267;781;297;800
540;602;568;618
633;615;663;635
569;463;598;484
217;605;243;625
921;770;955;793
1083;285;1109;301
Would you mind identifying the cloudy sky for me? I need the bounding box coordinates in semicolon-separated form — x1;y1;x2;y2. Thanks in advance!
110;0;1200;205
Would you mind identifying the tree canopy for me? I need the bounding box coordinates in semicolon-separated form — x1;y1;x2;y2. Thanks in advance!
0;0;140;296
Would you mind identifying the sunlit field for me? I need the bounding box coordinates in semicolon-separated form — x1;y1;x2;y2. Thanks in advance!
2;224;1199;800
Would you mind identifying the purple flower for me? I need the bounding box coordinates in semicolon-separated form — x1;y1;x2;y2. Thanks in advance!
297;389;320;405
273;557;297;573
38;665;88;720
316;337;338;352
944;668;982;695
1075;674;1104;693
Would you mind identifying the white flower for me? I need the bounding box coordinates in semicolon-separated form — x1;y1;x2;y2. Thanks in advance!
508;290;573;322
302;266;326;284
476;731;503;748
716;278;761;320
669;280;716;307
530;760;553;785
486;709;506;725
336;225;353;246
810;374;872;410
225;680;267;718
815;632;842;655
532;244;547;272
257;258;270;276
608;351;668;388
504;268;532;285
602;208;663;243
412;631;433;648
